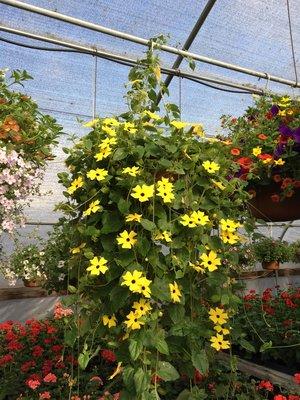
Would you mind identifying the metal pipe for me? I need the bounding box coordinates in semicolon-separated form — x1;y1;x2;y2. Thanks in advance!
0;25;266;94
158;0;217;103
0;0;299;88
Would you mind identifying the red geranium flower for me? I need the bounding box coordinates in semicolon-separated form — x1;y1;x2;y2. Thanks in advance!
0;354;13;366
43;373;57;383
257;380;274;391
271;194;280;203
32;345;44;357
274;395;287;400
39;392;51;399
293;373;300;384
288;395;300;400
101;349;117;363
258;153;273;162
237;157;252;170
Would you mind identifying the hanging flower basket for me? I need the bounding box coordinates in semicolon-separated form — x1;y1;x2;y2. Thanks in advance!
248;184;300;222
261;261;280;270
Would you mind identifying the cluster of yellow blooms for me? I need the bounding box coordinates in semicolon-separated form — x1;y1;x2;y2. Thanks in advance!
220;218;241;245
130;177;175;204
180;210;209;228
121;270;152;298
209;307;230;351
190;250;222;273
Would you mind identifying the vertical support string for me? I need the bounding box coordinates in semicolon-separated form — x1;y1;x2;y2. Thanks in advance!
179;74;182;119
286;0;299;87
92;54;98;118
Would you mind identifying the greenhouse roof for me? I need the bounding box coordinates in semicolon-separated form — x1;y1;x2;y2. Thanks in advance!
0;0;300;226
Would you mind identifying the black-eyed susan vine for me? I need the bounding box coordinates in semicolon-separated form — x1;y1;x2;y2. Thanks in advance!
57;38;252;399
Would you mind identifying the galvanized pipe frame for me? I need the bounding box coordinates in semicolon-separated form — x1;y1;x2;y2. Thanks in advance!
0;25;266;94
0;0;299;89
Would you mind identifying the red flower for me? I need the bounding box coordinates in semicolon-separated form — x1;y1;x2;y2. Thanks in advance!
0;354;13;366
237;157;252;170
285;299;297;309
101;349;117;363
257;380;274;391
283;319;293;327
230;148;241;156
7;340;23;351
293;373;300;384
271;194;280;203
21;360;36;372
43;373;57;383
42;360;53;375
273;174;282;183
51;344;63;353
39;392;51;399
293;180;300;188
194;369;204;383
258;133;268;139
26;379;41;390
281;177;293;189
286;190;294;198
288;396;300;400
258;153;273;162
263;305;275;315
265;112;273;120
262;288;272;302
274;395;287;400
32;345;44;357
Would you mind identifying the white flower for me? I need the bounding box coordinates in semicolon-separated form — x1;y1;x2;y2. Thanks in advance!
58;260;65;269
58;273;65;281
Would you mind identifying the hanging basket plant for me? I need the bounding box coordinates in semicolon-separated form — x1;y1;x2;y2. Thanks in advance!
56;39;251;398
222;94;300;222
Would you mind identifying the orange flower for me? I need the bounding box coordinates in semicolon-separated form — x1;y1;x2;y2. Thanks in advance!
265;111;273;120
258;133;268;140
271;194;280;203
273;174;282;183
286;190;294;198
293;180;300;188
237;157;252;170
258;153;272;163
230;148;241;156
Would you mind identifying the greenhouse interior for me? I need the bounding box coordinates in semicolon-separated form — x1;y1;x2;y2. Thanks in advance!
0;0;300;398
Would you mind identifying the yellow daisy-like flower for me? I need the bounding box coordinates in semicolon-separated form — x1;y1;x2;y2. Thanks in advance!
155;231;172;243
156;186;175;203
170;120;189;129
102;314;117;328
180;214;197;228
274;158;285;166
123;122;137;134
142;110;161;121
84;118;99;128
210;334;230;351
122;166;140;177
124;311;145;330
214;325;230;335
202;160;220;174
131;184;154;202
83;199;102;217
99;137;117;148
125;213;142;223
190;211;210;226
138;277;152;298
86;256;108;275
200;250;221;272
121;270;143;293
70;242;86;254
117;230;137;249
102;125;117;136
94;146;112;161
189;261;205;273
211;179;226;190
156;177;173;190
102;117;120;127
86;168;108;181
278;96;291;108
252;147;262;157
169;281;181;303
67;176;84;195
192;124;205;137
132;299;152;316
220;229;240;245
209;307;228;325
220;218;241;233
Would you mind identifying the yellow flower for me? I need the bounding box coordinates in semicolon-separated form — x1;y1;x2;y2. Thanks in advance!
214;325;230;335
86;168;108;181
125;213;142;223
84;118;99;128
94;146;112;161
117;230;137;249
102;125;117;136
189;261;205;273
252;147;262;156
210;334;230;351
180;214;197;228
274;158;285;166
170;120;189;129
123;122;137;134
190;211;210;226
200;250;221;272
99;137;117;148
220;229;240;245
83;199;102;217
209;307;228;325
124;311;145;330
278;96;291;108
67;176;84;195
156;186;175;203
132;299;152;316
142;110;161;121
108;362;123;380
70;242;86;254
121;270;143;293
103;117;120;127
211;179;225;190
156;177;173;190
122;166;140;177
131;184;154;202
102;314;117;328
220;218;240;233
138;277;152;298
192;124;204;137
169;281;181;303
155;231;172;243
86;256;108;275
202;160;220;174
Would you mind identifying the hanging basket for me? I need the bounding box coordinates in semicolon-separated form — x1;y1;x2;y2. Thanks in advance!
248;184;300;222
262;261;280;271
22;278;45;288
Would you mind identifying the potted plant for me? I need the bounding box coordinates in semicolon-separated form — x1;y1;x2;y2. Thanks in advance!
221;95;300;222
252;237;295;270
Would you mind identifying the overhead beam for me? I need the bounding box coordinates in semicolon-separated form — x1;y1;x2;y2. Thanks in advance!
0;25;266;94
0;0;299;88
157;0;217;104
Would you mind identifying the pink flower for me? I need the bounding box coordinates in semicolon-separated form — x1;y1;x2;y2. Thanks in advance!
40;392;51;399
43;373;57;383
26;379;41;390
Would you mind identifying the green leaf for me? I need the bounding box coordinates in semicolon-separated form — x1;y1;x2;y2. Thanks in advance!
123;366;135;389
64;328;77;346
140;219;156;231
191;349;209;374
153;337;169;355
156;361;179;381
78;351;90;370
101;211;123;234
260;341;272;353
129;339;143;361
239;338;256;353
118;198;131;214
176;389;190;400
67;285;77;293
134;367;150;394
112;148;127;161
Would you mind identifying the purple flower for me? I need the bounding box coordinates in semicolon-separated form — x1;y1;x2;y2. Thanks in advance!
274;143;285;157
279;124;300;144
270;105;279;116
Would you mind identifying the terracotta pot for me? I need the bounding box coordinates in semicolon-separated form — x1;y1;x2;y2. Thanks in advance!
248;184;300;222
22;278;44;288
262;261;280;270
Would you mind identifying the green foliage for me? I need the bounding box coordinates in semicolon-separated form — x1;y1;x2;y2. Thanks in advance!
252;236;295;263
